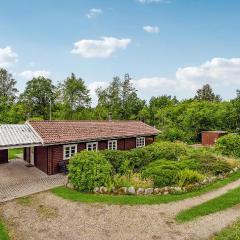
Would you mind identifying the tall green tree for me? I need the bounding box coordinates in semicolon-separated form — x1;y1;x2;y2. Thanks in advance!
96;76;122;119
62;73;91;110
0;68;19;123
20;76;56;119
120;74;145;119
0;68;17;101
194;84;221;102
96;74;144;119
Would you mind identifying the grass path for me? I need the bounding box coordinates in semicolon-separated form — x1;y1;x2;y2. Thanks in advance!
0;219;9;240
213;218;240;240
52;171;240;205
176;186;240;222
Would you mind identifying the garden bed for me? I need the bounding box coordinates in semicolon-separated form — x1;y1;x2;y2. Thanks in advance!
56;171;240;205
67;141;240;197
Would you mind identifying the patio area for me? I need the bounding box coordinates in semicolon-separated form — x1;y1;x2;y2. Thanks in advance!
0;158;67;202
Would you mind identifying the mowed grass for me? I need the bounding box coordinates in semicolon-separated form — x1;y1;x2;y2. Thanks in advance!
213;218;240;240
8;148;23;159
176;186;240;223
52;171;240;205
0;219;9;240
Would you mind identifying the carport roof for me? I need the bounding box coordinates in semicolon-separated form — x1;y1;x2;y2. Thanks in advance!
0;124;42;149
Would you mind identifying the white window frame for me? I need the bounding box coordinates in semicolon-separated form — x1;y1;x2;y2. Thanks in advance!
86;142;98;151
63;144;77;160
136;137;145;148
108;140;118;150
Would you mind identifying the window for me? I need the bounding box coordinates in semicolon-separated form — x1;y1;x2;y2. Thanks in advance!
136;137;145;148
86;142;98;151
63;144;77;160
108;140;118;150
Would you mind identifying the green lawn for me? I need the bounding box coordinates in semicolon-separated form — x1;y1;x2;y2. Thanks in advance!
213;218;240;240
52;171;240;205
8;148;23;160
176;186;240;223
0;219;9;240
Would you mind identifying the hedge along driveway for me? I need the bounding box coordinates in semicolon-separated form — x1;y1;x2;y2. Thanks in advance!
52;171;240;205
176;186;240;222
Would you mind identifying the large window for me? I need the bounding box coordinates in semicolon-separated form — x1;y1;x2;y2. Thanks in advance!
136;137;145;148
63;144;77;160
108;140;117;150
86;142;98;151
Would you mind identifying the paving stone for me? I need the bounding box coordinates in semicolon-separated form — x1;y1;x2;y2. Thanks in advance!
0;159;67;202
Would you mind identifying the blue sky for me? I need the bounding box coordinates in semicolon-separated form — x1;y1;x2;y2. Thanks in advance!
0;0;240;104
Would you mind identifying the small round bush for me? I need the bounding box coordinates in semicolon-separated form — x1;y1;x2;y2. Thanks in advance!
68;151;112;192
215;134;240;158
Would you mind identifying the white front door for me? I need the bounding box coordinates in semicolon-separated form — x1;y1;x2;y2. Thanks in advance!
30;147;34;165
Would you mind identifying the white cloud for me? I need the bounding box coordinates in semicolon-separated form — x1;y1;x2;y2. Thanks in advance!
138;0;171;4
176;58;240;85
86;57;240;103
132;57;240;99
86;9;102;19
71;37;132;58
132;77;199;97
143;25;159;33
19;70;51;80
0;46;18;68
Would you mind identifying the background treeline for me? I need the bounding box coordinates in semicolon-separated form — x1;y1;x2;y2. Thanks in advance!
1;68;240;143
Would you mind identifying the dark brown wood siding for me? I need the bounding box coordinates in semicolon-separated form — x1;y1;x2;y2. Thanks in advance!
44;136;156;175
34;146;48;174
0;149;8;164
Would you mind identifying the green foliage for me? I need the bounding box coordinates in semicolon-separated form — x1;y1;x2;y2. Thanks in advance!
183;150;232;175
0;218;9;240
194;84;221;102
158;127;188;142
141;159;200;187
127;147;152;171
101;150;129;174
20;76;56;119
68;151;112;192
215;133;240;158
112;173;153;189
59;73;91;119
176;169;204;187
146;141;188;161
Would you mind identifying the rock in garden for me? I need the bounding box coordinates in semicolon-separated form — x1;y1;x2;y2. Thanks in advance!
118;187;127;194
66;182;74;189
128;187;135;195
145;188;153;195
136;188;145;195
93;187;100;193
153;188;160;194
99;186;108;194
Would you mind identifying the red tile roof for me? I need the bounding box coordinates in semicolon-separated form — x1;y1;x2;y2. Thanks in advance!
28;120;160;145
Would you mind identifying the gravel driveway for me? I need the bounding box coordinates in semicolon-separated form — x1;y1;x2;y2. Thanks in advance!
1;178;240;240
